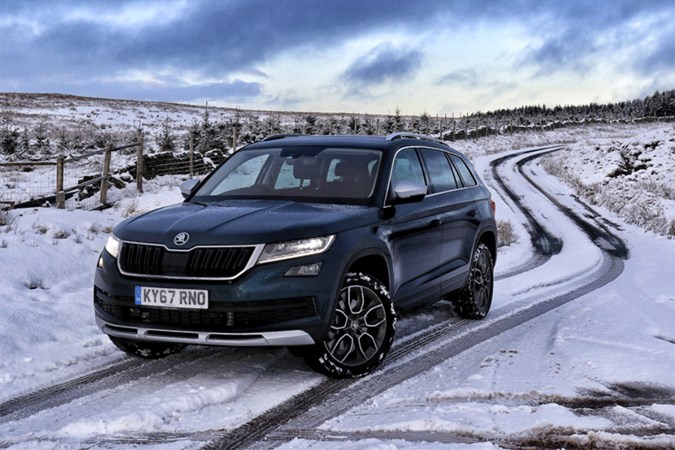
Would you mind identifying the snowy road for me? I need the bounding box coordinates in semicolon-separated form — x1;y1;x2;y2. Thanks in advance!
1;145;673;449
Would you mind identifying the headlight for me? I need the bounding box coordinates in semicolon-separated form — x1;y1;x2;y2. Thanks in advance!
104;235;121;259
258;235;335;264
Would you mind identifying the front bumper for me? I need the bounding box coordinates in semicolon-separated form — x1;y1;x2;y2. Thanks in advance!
96;316;315;346
94;246;344;346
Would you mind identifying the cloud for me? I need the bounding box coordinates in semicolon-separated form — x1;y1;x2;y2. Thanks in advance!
169;80;263;102
437;69;479;87
344;44;423;85
635;26;675;74
0;0;450;101
1;0;673;112
1;0;493;76
519;0;675;75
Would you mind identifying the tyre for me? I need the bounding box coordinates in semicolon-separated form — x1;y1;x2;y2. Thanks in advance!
303;272;396;378
110;336;186;359
453;243;493;319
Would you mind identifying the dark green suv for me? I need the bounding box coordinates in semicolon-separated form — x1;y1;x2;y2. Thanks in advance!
94;133;497;377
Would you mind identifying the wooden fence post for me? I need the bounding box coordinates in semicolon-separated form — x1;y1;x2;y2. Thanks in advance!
100;143;112;205
56;156;65;209
189;134;194;178
136;131;144;193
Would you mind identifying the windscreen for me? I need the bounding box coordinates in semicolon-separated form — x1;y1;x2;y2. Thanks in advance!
193;147;382;204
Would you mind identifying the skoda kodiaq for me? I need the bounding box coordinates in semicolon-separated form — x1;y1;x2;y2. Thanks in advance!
94;133;497;377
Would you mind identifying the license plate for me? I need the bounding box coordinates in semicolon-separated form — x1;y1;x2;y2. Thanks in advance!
135;286;209;310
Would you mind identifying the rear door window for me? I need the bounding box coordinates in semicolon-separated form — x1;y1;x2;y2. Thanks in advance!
419;149;459;193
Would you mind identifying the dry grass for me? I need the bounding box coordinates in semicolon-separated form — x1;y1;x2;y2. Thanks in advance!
497;219;517;247
0;208;17;229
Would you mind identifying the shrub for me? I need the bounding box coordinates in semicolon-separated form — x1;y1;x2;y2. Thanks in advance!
0;208;16;227
53;229;70;240
497;219;517;247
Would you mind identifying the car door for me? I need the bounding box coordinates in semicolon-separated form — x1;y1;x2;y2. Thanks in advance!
417;148;481;295
437;152;482;294
383;148;442;309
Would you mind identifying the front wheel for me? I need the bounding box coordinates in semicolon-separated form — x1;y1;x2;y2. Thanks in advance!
453;243;494;319
303;272;396;378
110;336;186;359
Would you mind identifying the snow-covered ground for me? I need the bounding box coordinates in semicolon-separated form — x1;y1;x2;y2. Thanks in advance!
1;93;228;137
459;121;675;238
0;123;674;449
307;149;675;449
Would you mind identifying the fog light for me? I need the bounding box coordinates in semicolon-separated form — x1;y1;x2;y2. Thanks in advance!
285;262;323;277
97;256;104;268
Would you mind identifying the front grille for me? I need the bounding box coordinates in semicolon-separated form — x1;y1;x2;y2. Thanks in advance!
119;243;255;279
95;288;318;331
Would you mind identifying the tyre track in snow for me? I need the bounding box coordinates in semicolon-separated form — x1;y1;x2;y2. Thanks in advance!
240;253;624;450
199;146;628;450
516;150;629;259
0;348;216;424
490;145;564;279
1;146;628;449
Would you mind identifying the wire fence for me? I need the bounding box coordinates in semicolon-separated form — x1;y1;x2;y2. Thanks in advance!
0;133;229;211
0;161;57;208
1;140;130;210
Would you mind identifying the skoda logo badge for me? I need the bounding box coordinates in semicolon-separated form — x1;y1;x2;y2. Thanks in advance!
174;232;190;246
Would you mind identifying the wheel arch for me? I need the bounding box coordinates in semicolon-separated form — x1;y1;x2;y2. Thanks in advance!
477;228;497;264
345;250;391;293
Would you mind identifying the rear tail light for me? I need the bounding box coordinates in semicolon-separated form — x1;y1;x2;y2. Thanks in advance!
490;199;496;217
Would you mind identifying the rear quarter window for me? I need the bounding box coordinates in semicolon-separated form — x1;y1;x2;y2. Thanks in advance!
450;155;477;187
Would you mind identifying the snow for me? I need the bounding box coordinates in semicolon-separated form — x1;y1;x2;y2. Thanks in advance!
534;123;675;236
1;122;674;448
321;227;675;444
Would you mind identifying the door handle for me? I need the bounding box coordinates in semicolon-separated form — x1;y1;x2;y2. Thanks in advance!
429;219;442;228
467;209;477;217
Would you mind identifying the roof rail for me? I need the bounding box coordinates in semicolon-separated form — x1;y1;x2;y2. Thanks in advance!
261;133;305;142
385;132;446;145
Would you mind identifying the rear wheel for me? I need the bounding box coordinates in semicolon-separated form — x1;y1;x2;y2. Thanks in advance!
110;336;186;359
453;243;493;319
303;272;396;378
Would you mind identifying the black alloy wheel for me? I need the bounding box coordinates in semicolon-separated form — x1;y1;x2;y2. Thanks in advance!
453;243;493;320
303;272;396;378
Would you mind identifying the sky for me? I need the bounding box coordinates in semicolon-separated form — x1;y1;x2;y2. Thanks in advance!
1;0;674;116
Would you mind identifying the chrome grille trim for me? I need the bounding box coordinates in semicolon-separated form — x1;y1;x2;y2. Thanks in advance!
116;240;264;281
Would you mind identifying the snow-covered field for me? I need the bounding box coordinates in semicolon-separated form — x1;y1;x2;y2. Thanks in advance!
1;122;674;449
1;93;228;137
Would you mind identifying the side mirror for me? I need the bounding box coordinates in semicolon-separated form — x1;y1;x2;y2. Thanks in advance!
179;179;200;199
391;181;427;204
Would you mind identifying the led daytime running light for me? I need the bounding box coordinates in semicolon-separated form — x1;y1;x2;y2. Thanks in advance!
258;235;335;264
105;235;121;259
